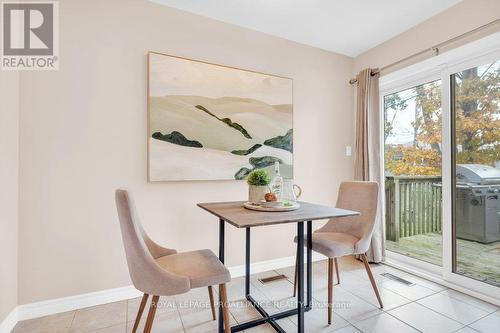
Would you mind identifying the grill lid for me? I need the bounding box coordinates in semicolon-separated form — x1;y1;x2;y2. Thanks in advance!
456;164;500;185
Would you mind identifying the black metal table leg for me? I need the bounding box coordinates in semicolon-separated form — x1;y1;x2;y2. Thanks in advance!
307;221;312;308
218;219;225;333
219;220;311;333
245;227;250;296
297;221;305;333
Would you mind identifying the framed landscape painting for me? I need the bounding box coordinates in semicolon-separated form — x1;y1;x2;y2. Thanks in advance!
148;52;293;181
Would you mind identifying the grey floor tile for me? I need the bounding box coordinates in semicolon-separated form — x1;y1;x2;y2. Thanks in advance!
91;323;126;333
454;327;480;333
227;299;261;323
12;311;75;333
353;313;418;333
69;301;127;333
333;325;362;333
381;279;437;301
365;263;409;277
175;288;216;315
127;295;176;321
12;262;500;333
401;274;448;292
180;309;236;333
439;289;499;313
348;284;410;310
289;305;351;332
469;310;500;333
335;273;376;292
241;318;295;332
345;267;391;285
314;287;382;324
250;271;296;301
417;293;490;325
389;302;464;333
126;310;184;333
225;277;247;302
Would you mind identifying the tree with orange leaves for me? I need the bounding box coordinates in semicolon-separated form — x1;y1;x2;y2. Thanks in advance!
384;60;499;176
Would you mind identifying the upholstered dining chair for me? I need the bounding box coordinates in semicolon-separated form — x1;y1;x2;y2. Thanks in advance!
115;189;232;333
292;181;383;324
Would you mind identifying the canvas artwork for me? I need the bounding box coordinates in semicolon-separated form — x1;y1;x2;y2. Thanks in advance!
148;52;293;181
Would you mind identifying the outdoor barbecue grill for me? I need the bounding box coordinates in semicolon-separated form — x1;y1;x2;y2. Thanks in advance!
455;164;500;243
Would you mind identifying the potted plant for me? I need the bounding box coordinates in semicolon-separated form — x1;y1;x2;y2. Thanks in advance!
247;169;270;204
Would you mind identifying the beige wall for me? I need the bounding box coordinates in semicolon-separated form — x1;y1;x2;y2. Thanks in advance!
17;0;354;304
12;0;500;309
354;0;500;73
0;71;19;321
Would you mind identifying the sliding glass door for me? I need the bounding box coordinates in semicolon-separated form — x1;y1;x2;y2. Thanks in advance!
380;36;500;300
451;59;500;286
383;80;443;266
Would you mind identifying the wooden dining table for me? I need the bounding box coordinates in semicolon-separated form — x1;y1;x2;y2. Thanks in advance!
197;201;359;333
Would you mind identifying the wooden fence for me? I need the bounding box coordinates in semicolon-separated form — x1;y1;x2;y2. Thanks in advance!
385;176;442;241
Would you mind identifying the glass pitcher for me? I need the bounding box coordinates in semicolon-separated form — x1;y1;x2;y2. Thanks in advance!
281;179;302;205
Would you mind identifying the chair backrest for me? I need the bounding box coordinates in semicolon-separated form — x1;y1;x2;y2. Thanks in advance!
318;181;379;253
115;189;189;295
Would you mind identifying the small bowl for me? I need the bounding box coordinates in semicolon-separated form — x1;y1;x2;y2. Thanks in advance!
260;200;283;208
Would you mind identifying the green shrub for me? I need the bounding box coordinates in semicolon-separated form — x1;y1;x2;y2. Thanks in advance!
246;169;270;186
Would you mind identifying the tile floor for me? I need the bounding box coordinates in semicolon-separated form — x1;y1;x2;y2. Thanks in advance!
12;257;500;333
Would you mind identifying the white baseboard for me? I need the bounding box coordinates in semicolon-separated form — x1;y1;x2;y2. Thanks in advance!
228;252;326;277
2;253;327;329
17;286;143;322
0;308;18;333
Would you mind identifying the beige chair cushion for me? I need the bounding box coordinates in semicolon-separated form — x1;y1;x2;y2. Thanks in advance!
317;181;379;254
294;232;359;258
116;189;231;296
293;181;378;258
116;189;190;296
156;249;231;289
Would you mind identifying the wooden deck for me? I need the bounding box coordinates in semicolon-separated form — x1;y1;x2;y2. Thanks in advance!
386;232;500;286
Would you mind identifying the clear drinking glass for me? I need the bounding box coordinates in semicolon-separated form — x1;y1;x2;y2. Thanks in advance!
281;179;302;206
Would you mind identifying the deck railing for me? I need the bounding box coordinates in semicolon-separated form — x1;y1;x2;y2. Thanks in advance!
385;176;442;241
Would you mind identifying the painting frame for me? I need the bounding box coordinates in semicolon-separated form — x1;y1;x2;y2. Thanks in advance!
147;51;294;182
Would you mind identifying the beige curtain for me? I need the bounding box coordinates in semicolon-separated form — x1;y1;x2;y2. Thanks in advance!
354;68;384;263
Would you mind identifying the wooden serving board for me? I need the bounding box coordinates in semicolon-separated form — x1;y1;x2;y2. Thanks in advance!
243;202;300;212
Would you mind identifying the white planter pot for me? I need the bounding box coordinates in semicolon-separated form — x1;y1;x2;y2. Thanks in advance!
248;185;268;204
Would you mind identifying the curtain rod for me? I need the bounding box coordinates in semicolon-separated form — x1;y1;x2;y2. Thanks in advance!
349;18;500;85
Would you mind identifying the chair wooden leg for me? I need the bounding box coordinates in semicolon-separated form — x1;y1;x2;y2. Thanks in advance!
131;293;149;333
208;286;216;320
293;246;299;297
327;258;334;325
334;257;340;284
219;284;231;333
360;254;383;308
143;295;159;333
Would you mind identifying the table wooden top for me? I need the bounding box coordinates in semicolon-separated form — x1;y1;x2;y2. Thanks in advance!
197;201;359;228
